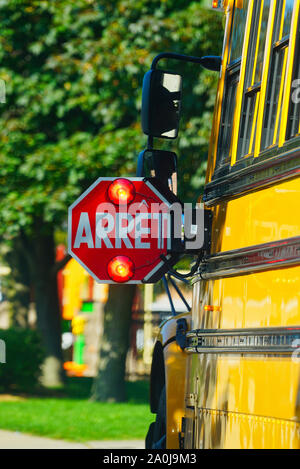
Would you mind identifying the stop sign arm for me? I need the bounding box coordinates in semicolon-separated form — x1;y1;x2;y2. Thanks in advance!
68;177;181;284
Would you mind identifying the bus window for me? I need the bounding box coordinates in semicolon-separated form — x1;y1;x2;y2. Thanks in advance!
229;2;250;64
287;15;300;139
215;0;249;170
282;0;294;38
250;1;271;85
261;0;295;149
237;0;271;160
215;65;240;169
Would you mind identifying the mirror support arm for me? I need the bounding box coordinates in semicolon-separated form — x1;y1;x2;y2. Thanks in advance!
147;135;153;151
151;52;221;72
146;53;221;149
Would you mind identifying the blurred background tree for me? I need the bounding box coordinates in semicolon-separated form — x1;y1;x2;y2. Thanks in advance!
0;0;222;393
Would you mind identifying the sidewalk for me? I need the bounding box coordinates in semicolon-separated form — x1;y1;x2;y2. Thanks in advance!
0;430;144;449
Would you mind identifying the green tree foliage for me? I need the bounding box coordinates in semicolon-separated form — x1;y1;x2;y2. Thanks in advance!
0;328;45;392
0;0;223;388
0;0;223;229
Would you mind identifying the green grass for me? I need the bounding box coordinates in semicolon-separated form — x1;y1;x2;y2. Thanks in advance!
0;379;153;442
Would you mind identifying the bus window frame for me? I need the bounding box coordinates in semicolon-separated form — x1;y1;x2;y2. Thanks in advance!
214;60;241;175
260;34;289;150
236;0;273;162
213;0;250;178
260;1;296;151
210;0;300;190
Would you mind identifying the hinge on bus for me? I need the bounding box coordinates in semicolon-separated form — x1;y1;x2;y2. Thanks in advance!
178;417;186;449
176;318;188;350
169;207;212;256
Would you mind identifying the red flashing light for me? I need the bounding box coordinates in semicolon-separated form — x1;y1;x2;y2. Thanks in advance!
108;178;136;205
212;0;219;7
107;255;135;282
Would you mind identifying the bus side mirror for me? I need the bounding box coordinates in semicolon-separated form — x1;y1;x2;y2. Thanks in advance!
141;69;182;139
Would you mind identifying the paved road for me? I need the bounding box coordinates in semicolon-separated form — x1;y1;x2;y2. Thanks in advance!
0;430;144;449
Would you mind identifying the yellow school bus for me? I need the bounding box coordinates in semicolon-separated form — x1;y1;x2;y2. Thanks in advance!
147;0;300;449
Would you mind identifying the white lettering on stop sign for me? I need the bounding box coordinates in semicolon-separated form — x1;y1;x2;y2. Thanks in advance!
74;212;94;248
95;213;114;248
73;211;169;249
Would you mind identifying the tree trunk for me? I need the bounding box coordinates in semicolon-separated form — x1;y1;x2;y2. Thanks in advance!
1;236;31;328
91;284;136;402
24;227;64;388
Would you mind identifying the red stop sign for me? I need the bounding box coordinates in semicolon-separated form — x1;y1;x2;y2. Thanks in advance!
68;177;176;283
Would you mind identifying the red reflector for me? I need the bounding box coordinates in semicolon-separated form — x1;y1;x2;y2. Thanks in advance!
212;0;224;9
107;178;136;205
107;256;135;283
204;305;221;312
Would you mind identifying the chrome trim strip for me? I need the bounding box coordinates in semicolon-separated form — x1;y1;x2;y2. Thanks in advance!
193;236;300;281
204;145;300;206
186;326;300;354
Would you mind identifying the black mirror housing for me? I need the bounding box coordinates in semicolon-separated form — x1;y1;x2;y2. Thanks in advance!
137;149;178;194
141;69;182;139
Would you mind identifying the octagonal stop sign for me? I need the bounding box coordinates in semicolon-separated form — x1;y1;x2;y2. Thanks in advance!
68;177;178;284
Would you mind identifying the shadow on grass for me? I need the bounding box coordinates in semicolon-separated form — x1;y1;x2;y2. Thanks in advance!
126;380;150;404
64;377;149;403
18;377;150;404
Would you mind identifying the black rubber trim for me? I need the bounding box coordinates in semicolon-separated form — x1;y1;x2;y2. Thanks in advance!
162;336;176;349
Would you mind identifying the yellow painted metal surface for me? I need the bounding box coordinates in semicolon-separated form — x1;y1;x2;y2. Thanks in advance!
183;327;300;448
162;0;300;450
185;184;300;447
183;152;300;448
185;408;300;449
211;177;300;254
188;353;300;420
